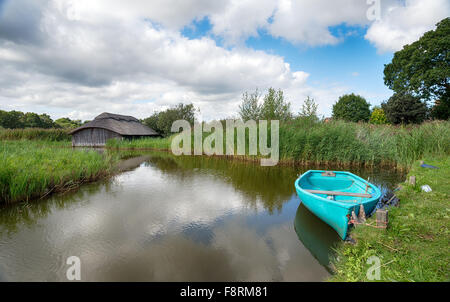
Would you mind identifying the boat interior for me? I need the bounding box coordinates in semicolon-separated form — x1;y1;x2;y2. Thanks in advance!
299;171;373;203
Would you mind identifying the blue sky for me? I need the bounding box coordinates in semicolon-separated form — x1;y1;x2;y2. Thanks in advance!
183;17;395;109
246;25;394;105
0;0;447;120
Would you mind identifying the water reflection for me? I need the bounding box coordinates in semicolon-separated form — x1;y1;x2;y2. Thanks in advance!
294;204;340;271
0;150;404;281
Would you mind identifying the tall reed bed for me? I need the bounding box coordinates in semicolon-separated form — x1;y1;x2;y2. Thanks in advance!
0;141;117;204
0;128;71;141
104;120;450;168
279;120;450;167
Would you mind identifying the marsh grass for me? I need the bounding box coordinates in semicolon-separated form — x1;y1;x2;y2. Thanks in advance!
0;141;117;204
0;128;71;141
104;120;450;168
330;156;450;281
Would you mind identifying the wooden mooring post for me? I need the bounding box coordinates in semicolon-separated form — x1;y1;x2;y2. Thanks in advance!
376;209;388;229
358;204;366;223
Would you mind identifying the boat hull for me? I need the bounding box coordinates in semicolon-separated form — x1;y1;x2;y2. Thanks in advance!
295;170;381;239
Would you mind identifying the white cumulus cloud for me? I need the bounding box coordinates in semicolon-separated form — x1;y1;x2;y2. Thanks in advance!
365;0;450;53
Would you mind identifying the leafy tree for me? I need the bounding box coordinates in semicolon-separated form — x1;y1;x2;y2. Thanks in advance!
260;88;292;121
142;113;159;133
143;103;197;136
384;17;450;119
381;93;428;124
22;112;43;128
298;96;319;121
332;93;371;122
55;117;82;129
37;113;55;128
430;98;450;120
0;110;8;128
0;110;24;128
369;107;388;124
239;89;261;121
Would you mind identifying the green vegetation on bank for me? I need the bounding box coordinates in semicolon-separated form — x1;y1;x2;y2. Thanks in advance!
0;128;71;141
0;141;117;204
330;157;449;281
105;119;450;168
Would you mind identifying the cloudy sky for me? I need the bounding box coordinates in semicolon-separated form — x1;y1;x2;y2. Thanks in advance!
0;0;448;121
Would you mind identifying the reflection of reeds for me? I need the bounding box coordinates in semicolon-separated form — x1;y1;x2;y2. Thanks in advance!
106;136;172;150
0;141;117;204
104;120;450;169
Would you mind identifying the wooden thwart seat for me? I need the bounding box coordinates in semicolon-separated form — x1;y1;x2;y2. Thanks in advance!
305;189;372;198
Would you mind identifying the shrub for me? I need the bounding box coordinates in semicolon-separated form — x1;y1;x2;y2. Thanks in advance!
370;107;388;124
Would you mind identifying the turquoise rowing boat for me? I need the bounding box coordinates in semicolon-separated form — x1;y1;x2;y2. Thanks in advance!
295;170;381;240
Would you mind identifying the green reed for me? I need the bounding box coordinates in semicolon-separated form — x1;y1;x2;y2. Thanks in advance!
0;141;117;204
104;120;450;168
0;128;71;141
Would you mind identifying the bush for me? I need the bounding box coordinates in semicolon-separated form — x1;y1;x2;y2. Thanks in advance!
370;107;388;124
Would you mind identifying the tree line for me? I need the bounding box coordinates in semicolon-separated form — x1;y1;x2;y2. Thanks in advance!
0;110;86;129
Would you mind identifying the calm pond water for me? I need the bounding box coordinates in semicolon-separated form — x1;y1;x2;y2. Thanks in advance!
0;151;405;281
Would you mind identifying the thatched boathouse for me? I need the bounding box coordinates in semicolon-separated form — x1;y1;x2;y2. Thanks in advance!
70;112;159;147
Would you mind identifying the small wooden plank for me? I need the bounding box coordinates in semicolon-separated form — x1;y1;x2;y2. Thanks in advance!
305;189;372;198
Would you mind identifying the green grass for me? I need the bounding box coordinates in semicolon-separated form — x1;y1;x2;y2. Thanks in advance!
0;141;117;204
105;120;450;168
0;128;71;141
330;156;450;281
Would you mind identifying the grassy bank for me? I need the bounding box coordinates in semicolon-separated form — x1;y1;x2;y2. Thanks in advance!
0;128;71;141
106;120;450;168
330;156;449;281
0;141;117;204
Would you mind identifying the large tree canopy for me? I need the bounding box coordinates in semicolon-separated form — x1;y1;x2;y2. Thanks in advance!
384;18;450;105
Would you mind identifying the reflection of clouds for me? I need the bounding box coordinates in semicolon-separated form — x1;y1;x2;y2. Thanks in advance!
212;222;280;281
0;158;328;281
112;164;247;227
88;220;328;281
267;223;329;281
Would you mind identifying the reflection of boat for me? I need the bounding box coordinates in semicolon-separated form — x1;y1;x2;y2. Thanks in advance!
295;170;381;239
294;204;340;269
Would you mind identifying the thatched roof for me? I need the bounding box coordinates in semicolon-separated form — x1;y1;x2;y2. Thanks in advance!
70;112;159;136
